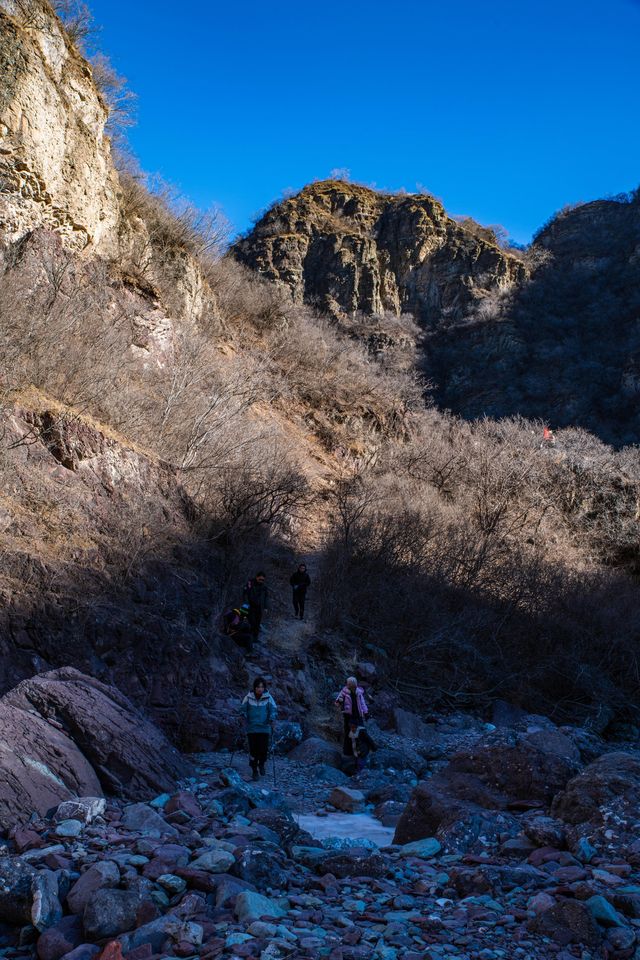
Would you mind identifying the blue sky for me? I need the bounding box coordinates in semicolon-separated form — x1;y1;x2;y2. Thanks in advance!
88;0;640;244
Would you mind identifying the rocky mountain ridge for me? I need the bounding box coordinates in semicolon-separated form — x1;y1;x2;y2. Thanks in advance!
236;183;640;446
234;180;526;327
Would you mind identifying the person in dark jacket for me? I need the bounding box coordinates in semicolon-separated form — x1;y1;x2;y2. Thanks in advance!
243;572;269;643
222;603;253;652
289;563;311;619
240;676;278;780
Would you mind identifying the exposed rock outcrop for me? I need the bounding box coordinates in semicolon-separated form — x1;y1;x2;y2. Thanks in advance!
0;0;121;254
0;668;192;828
234;179;526;327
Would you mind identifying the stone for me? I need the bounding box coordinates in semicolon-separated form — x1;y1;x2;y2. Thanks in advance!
215;875;255;908
83;888;143;940
36;916;83;960
398;838;441;859
156;874;187;895
231;843;288;890
528;892;556;915
0;669;192;829
119;916;203;953
529;900;601;947
67;861;120;914
585;895;625;927
522;816;566;848
318;851;387;879
55;819;84;838
190;847;235;873
121;803;178;838
31;870;63;932
54;799;106;824
272;721;303;754
329;787;366;812
552;752;640;825
606;926;636;951
234;891;286;922
60;946;100;960
0;855;38;923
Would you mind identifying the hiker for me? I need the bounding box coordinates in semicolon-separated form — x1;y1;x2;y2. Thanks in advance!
349;723;377;773
335;676;368;757
289;562;311;619
240;676;278;781
222;603;253;652
243;572;269;644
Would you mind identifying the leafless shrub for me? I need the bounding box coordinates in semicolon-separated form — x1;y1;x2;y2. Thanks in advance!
207;446;313;542
51;0;93;46
90;53;137;139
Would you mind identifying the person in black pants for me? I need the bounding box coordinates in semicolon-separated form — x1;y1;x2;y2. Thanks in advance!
290;563;311;619
243;572;269;643
240;676;278;780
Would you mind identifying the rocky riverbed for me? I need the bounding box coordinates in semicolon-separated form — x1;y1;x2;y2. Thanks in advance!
3;714;640;960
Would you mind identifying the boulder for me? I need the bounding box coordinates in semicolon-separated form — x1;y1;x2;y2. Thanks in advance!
393;708;434;741
288;737;342;768
190;848;235;873
67;861;120;914
37;916;83;960
395;724;580;845
121;804;178;838
552;752;640;825
398;838;441;859
271;721;303;754
230;843;288;890
3;669;192;803
0;855;38;923
529;900;602;947
54;798;106;824
318;850;387;878
0;701;101;830
234;890;285;922
32;870;63;932
448;724;580;805
329;786;365;812
83;888;143;940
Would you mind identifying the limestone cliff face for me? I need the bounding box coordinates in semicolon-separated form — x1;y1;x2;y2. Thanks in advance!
234;180;527;326
0;0;121;254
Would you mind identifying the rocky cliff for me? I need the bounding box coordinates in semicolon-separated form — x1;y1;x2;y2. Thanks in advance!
234;180;527;327
0;0;121;255
237;181;640;446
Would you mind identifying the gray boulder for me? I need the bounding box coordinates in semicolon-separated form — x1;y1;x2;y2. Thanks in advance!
83;888;142;940
67;861;120;915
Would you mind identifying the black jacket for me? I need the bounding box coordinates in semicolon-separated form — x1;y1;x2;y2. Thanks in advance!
243;579;269;609
290;571;311;592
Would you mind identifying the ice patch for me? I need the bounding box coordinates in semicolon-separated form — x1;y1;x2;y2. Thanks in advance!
296;811;395;848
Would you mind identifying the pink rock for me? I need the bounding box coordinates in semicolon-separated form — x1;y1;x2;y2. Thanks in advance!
165;792;202;819
528;892;556;915
11;827;45;852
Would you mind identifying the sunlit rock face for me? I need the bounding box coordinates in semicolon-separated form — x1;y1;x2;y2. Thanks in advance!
0;0;121;254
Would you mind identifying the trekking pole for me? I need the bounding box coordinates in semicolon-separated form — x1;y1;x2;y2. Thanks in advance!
270;725;277;788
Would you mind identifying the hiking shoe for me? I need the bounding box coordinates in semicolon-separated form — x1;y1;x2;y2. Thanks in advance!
259;762;266;776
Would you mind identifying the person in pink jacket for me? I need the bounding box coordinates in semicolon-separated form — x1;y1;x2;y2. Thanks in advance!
335;676;368;757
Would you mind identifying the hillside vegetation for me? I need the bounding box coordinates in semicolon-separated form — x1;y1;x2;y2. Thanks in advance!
1;0;640;735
